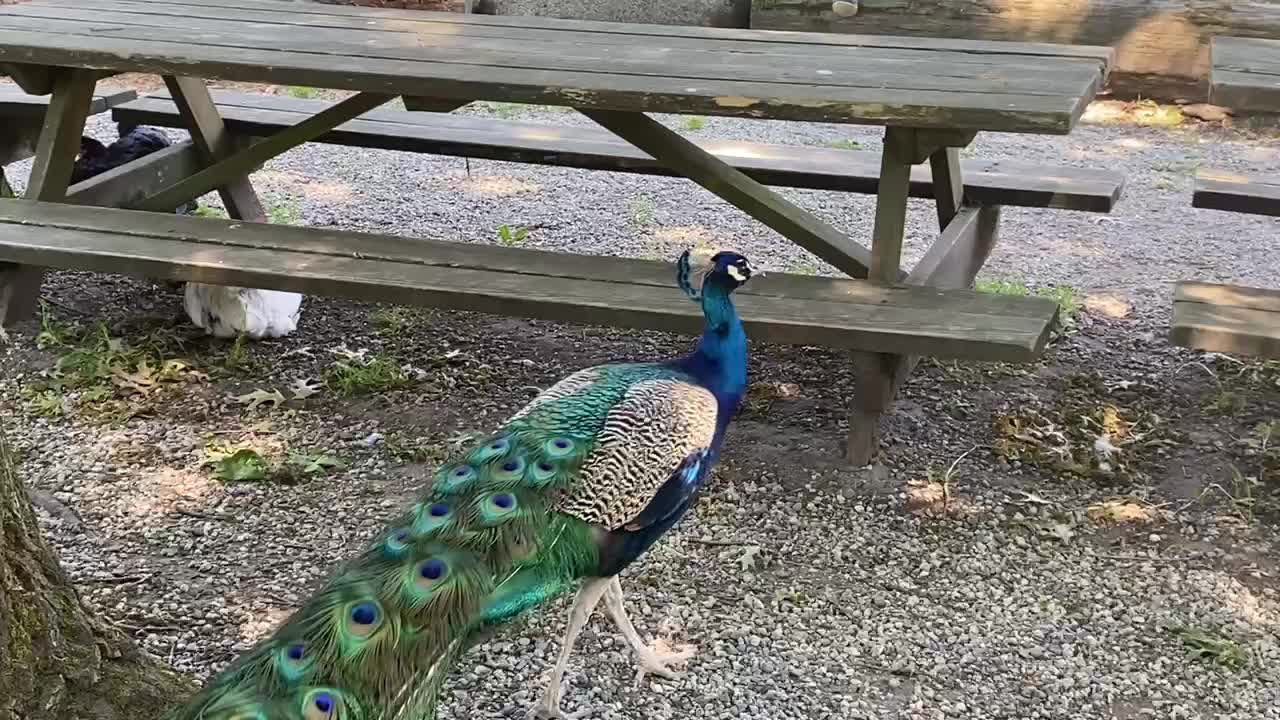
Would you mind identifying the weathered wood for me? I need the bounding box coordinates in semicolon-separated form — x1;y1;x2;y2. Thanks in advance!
1210;36;1280;112
114;90;1126;212
845;203;1008;464
868;126;916;284
0;62;53;94
1192;168;1280;217
1171;281;1280;359
0;86;138;164
4;4;1103;97
0;198;1060;361
163;76;266;222
0;0;1107;132
930;147;964;229
65;141;204;208
0;67;97;325
582;108;881;279
136;91;397;213
750;0;1280;101
0;85;137;118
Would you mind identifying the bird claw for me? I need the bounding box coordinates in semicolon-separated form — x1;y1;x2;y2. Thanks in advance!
631;641;696;687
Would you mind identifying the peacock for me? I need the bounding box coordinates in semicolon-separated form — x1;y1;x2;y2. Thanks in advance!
165;248;753;720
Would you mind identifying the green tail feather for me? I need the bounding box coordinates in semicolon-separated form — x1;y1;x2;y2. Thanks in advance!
165;372;661;720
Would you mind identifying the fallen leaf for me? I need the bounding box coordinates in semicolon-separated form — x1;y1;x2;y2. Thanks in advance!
290;378;322;400
233;388;286;411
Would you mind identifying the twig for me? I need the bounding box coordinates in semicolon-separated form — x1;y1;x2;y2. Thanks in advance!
85;574;148;586
174;508;235;522
688;538;752;547
1089;552;1206;565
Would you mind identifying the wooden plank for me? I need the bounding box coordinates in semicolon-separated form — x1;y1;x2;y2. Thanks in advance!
0;199;1058;361
0;62;53;94
0;198;1058;319
1175;281;1280;314
1;67;97;325
1192;168;1280;217
1211;36;1280;111
0;11;1102;131
929;147;964;230
136;91;398;213
164;76;265;222
37;0;1116;65
0;3;1105;96
581;108;879;280
846;202;1007;465
114;91;1125;212
869;127;916;284
0;85;136;117
1171;297;1280;359
65;141;204;209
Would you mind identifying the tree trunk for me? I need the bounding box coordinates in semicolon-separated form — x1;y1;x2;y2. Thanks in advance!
750;0;1280;101
0;427;196;720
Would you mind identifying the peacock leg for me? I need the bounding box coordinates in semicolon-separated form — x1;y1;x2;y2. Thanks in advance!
530;576;611;720
603;576;695;686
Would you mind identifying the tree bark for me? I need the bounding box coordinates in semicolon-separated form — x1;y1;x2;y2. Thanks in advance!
750;0;1280;101
0;427;196;720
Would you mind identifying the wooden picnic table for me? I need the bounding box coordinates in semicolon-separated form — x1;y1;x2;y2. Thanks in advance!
0;0;1114;463
1173;36;1280;361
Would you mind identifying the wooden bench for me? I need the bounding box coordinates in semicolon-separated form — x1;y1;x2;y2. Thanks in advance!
112;90;1126;214
1192;168;1280;216
0;197;1060;362
1171;281;1280;359
0;84;137;166
1208;35;1280;112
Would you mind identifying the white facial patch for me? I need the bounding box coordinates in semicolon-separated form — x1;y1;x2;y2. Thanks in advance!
727;265;748;282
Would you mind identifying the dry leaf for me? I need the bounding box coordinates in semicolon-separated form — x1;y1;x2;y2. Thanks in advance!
233;388;286;411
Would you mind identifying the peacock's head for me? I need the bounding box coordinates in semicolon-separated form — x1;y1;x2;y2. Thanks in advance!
677;248;753;300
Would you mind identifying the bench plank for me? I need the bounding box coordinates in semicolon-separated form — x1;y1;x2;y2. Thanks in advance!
1210;36;1280;112
1171;281;1280;359
112;91;1124;212
0;198;1059;361
0;0;1107;132
1192;168;1280;217
0;84;137;118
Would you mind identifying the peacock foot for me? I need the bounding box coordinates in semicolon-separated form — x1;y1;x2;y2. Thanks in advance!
629;637;696;687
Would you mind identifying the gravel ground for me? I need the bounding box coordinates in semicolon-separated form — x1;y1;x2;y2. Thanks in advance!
2;82;1280;720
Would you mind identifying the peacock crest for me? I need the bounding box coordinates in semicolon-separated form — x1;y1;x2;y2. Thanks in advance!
168;248;753;720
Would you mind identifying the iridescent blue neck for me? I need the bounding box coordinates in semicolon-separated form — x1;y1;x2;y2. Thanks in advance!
676;280;748;429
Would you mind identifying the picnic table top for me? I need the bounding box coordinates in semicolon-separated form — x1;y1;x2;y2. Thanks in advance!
0;0;1112;133
1210;36;1280;112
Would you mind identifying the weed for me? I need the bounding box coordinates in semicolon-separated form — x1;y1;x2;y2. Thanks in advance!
269;200;301;225
23;388;69;418
194;204;228;219
682;116;706;131
628;195;657;229
36;302;81;349
224;333;251;371
825;138;862;150
205;443;344;484
1206;389;1245;415
976;277;1029;296
286;86;323;99
324;355;413;396
1037;285;1082;329
371;307;414;336
1171;626;1248;670
496;224;530;247
790;259;820;276
384;432;443;464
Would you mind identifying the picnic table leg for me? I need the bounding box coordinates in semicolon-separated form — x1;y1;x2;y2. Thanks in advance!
161;76;268;222
847;128;996;465
0;67;98;326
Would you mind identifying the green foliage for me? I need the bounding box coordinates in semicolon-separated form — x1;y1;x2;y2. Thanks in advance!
269;200;301;225
825;138;862;150
496;224;530;247
286;86;323;99
324;355;413;396
682;116;706;131
194;204;228;219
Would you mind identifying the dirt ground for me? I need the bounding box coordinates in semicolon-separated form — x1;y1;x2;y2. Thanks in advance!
1;75;1278;719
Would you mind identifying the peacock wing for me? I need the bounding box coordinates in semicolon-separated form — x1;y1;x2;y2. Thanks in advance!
553;375;719;532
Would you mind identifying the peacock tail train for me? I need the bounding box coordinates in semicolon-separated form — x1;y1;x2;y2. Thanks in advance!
167;249;753;720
